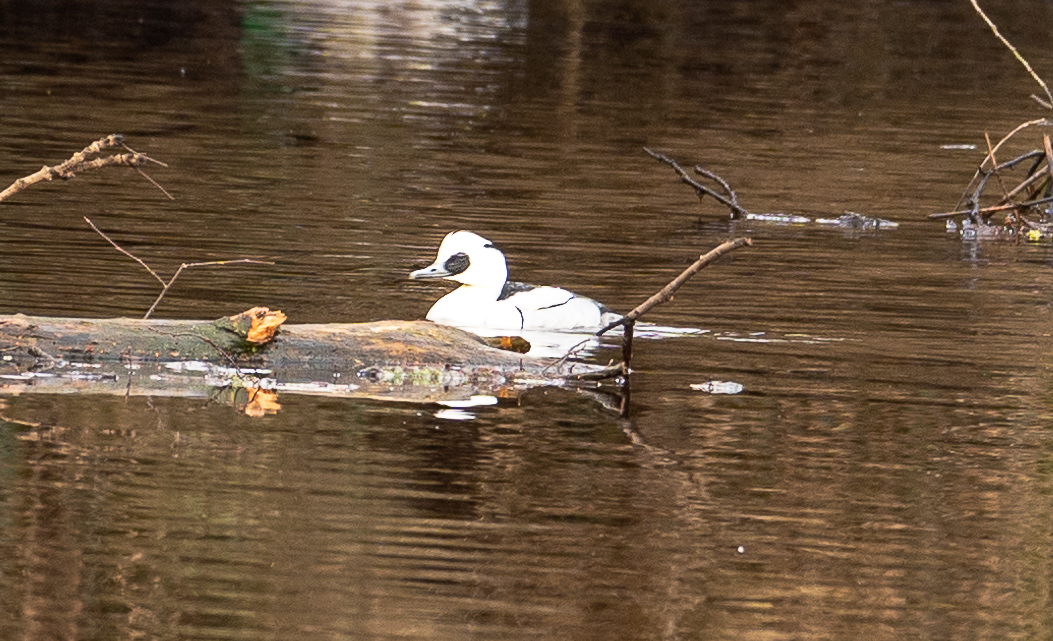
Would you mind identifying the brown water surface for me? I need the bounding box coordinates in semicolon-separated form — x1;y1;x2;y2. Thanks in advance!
3;1;1053;639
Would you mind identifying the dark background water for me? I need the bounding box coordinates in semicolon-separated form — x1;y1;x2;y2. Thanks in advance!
4;0;1053;639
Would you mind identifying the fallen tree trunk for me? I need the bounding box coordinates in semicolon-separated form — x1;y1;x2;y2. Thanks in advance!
0;309;620;407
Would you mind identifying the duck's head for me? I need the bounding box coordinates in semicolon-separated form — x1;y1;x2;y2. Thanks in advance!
410;230;508;288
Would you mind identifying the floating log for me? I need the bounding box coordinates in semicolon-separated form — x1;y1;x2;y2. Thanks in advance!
0;309;621;407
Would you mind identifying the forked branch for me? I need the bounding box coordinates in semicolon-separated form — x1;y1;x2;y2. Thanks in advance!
0;134;170;203
644;147;751;218
84;216;273;319
934;121;1053;226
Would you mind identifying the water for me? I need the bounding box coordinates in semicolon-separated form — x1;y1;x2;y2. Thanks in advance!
4;0;1053;639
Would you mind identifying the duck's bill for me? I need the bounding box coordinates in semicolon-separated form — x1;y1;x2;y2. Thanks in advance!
409;263;450;279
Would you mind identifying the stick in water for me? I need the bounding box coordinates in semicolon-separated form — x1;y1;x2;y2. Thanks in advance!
596;237;753;337
594;236;753;371
644;148;751;218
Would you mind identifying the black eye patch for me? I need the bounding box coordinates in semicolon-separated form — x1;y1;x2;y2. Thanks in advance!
444;252;470;275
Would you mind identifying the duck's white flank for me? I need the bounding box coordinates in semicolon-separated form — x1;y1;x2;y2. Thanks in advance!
409;230;619;331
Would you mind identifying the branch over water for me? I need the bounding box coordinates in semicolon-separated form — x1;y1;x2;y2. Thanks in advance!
0;134;170;203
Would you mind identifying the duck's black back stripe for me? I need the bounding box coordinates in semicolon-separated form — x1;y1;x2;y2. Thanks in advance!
537;300;571;310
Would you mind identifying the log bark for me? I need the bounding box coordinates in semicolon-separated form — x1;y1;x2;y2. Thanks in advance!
0;309;619;405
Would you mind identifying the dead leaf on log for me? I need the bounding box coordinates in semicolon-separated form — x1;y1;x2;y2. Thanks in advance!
214;307;288;344
247;308;287;343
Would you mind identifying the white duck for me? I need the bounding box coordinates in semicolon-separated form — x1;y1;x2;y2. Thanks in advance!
410;230;621;332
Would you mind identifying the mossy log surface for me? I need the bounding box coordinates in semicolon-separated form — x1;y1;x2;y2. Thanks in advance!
0;312;619;404
0;314;529;368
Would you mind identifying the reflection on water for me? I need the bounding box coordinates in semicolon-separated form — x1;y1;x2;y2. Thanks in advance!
5;0;1053;639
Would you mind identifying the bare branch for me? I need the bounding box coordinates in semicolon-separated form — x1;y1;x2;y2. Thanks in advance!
144;259;273;320
1032;94;1053;110
928;195;1053;219
1043;135;1053;193
83;216;273;319
84;216;165;285
948;123;1053;223
693;164;741;211
982;122;1051;170
597;237;753;337
0;134;170;203
644;147;751;218
540;337;594;377
997;161;1049;205
134;167;174;200
970;0;1053;109
585;236;752;374
983;132;1010;200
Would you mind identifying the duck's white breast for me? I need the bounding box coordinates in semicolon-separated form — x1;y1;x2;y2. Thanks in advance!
425;286;523;329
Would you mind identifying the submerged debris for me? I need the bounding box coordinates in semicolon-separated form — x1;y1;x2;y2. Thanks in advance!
744;212;811;224
645;148;897;231
815;212;899;230
690;380;745;394
946;216;1053;242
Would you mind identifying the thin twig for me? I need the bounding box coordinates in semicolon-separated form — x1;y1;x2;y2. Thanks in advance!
1031;95;1053;110
588;237;752;372
597;237;753;337
970;0;1053;109
644;147;751;218
120;142;168;168
124;142;173;200
146;328;241;369
1043;135;1053;196
83;215;273;319
957;121;1051;210
954;140;1050;217
620;319;636;369
693;165;741;211
984;120;1052;169
540;337;592;376
928;195;1053;219
993;163;1049;209
566;361;630;382
135;167;174;200
144;259;272;319
991;149;1046;173
984;132;1010;200
83;216;164;285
